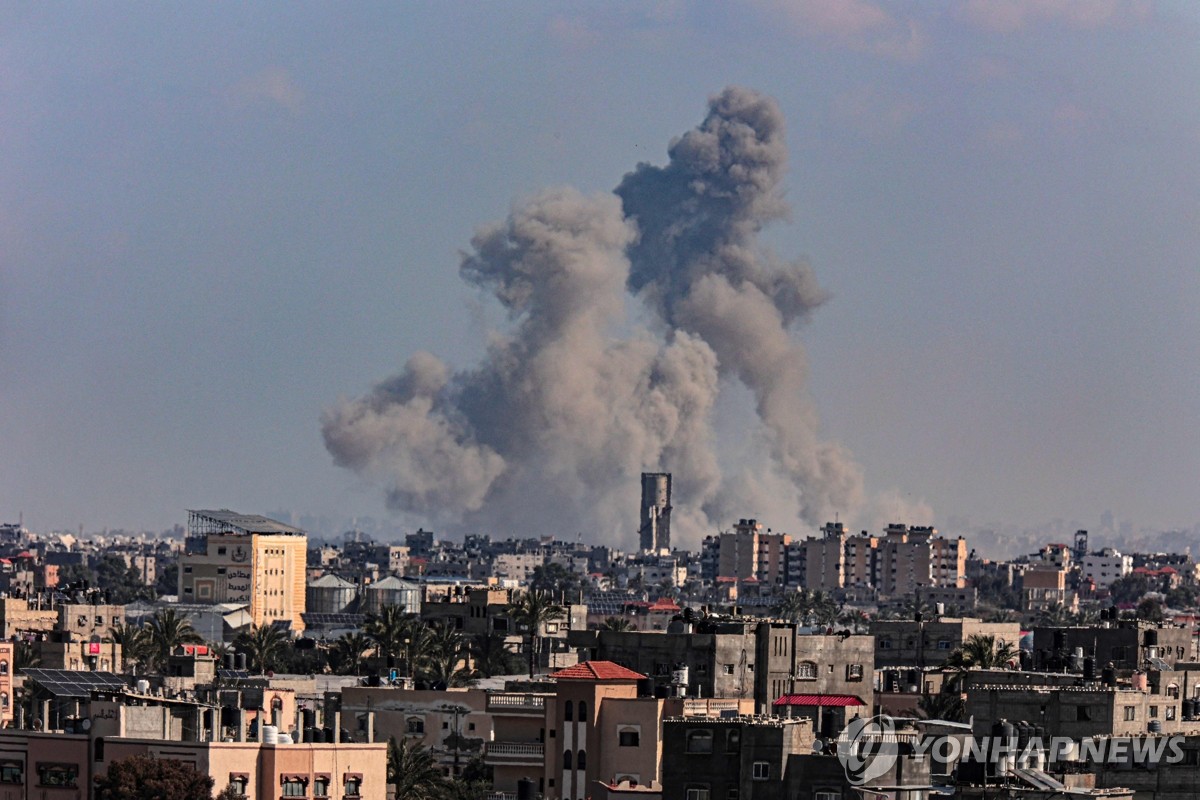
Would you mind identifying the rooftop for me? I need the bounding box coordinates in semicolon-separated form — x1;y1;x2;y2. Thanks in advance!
187;509;303;536
550;661;646;681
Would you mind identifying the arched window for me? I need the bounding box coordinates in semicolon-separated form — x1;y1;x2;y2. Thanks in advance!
577;750;587;769
564;701;573;721
686;730;713;754
0;661;8;676
578;701;587;720
563;750;573;770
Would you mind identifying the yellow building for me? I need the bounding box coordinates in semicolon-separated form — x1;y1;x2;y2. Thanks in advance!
179;510;308;633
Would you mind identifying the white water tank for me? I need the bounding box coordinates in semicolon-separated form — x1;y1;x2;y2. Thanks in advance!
262;725;279;744
136;680;150;694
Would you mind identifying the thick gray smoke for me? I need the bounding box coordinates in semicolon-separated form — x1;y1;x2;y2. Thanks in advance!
323;88;863;544
617;86;863;525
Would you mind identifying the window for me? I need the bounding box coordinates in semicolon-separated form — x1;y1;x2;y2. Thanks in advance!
727;791;739;800
879;638;892;650
686;730;713;754
846;664;864;681
564;751;573;770
619;729;640;747
37;764;78;787
227;776;248;797
94;737;104;762
722;664;734;675
1150;706;1159;719
0;763;21;783
752;762;770;780
796;661;817;680
1124;706;1136;721
282;778;307;796
0;661;7;676
655;662;671;676
726;729;740;752
314;777;330;797
578;701;587;719
937;639;952;650
565;701;574;721
344;776;362;797
1167;705;1177;721
686;787;710;800
407;717;425;735
1168;684;1180;699
577;750;587;769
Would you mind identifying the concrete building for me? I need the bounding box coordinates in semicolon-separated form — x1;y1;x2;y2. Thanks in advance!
661;715;813;800
1082;548;1133;589
179;509;308;633
542;661;664;800
714;520;792;588
871;617;1022;671
569;623;874;720
1031;620;1192;672
639;473;672;554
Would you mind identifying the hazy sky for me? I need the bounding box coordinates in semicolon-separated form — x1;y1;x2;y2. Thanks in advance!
3;2;1198;544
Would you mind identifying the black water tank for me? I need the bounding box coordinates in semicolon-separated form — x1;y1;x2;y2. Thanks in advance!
236;653;248;671
302;709;316;729
322;727;334;743
1145;629;1158;647
304;726;317;743
1083;656;1096;681
636;678;654;697
1102;664;1116;686
1184;699;1196;719
517;778;536;800
1019;650;1032;671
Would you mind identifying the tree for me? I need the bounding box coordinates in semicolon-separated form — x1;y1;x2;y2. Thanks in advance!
1137;597;1165;623
422;622;470;687
469;633;522;678
917;690;965;723
600;616;634;632
155;561;179;597
144;609;202;672
13;640;40;672
944;634;1018;689
329;632;374;675
109;621;152;673
389;735;449;800
529;563;584;599
364;604;415;663
506;590;565;678
235;623;290;675
95;754;214;800
93;554;156;604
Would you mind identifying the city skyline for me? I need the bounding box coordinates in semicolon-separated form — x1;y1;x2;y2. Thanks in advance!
3;4;1199;548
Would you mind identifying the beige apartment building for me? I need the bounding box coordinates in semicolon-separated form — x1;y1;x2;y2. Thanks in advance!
179;509;308;633
716;519;791;587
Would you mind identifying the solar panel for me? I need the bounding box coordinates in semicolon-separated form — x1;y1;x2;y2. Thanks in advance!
216;668;250;679
22;669;128;698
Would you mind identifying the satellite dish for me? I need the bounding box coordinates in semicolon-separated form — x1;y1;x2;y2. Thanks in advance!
811;739;824;754
80;719;92;732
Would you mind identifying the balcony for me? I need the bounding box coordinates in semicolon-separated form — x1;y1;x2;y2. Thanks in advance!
484;741;545;767
486;693;547;715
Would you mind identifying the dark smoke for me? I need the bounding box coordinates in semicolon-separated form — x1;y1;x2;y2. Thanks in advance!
323;88;864;544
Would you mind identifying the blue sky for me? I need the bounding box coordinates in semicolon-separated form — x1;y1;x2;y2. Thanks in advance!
2;2;1198;545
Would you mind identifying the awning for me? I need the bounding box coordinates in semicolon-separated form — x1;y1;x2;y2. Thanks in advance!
772;694;865;707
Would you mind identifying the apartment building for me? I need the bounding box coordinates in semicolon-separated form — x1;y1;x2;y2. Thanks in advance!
179;509;308;633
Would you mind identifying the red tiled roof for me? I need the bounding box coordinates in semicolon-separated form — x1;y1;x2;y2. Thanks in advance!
772;694;866;707
550;661;646;681
648;598;680;612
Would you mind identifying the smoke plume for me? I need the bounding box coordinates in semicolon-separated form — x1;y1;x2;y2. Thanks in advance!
323;87;865;545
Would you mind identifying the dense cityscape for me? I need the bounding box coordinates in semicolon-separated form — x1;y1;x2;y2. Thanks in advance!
0;479;1195;799
8;5;1198;800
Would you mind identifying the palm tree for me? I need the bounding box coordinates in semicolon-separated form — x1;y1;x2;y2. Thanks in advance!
469;633;521;678
108;621;152;673
13;640;40;672
506;590;565;678
944;634;1018;689
235;623;290;675
423;622;470;687
145;608;202;672
388;735;448;800
600;616;634;632
328;632;374;675
917;690;965;722
1036;602;1075;627
364;605;413;663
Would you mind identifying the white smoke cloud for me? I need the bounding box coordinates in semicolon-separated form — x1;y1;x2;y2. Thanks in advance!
324;88;878;546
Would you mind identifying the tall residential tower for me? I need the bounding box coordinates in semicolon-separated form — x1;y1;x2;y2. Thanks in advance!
638;472;672;553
